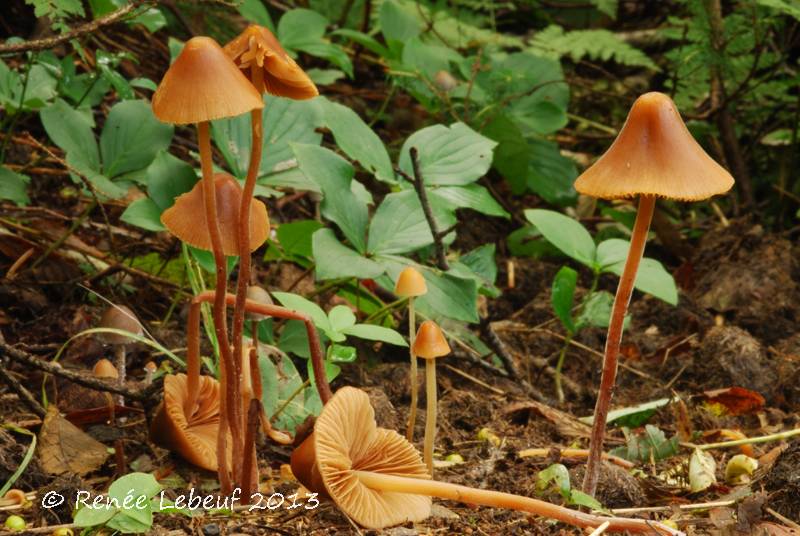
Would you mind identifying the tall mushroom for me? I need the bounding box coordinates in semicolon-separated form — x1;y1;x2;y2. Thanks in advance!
573;91;734;496
412;320;450;476
153;35;264;472
223;27;318;444
394;266;428;441
97;305;142;402
291;387;682;535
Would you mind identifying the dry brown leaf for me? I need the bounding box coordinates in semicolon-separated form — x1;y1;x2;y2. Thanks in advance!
697;386;765;415
503;401;592;438
37;405;109;475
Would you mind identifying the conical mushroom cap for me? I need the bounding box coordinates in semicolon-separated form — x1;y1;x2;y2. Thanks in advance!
574;92;734;201
224;25;318;100
412;320;450;359
92;358;119;380
149;373;231;471
98;305;142;345
152;36;264;124
292;387;431;529
160;173;270;256
394;267;427;297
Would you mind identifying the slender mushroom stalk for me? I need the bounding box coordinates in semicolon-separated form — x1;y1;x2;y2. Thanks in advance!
412;320;450;476
223;26;319;451
97;305;143;405
573;92;734;496
394;267;428;442
152;35;264;487
292;387;683;535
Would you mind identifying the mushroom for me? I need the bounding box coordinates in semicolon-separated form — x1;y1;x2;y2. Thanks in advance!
160;173;269;256
153;36;264;473
412;320;450;476
573;91;734;496
150;373;231;472
0;489;28;507
223;26;318;448
97;305;142;402
143;361;157;385
394;266;427;441
245;285;273;344
291;387;682;534
92;358;119;380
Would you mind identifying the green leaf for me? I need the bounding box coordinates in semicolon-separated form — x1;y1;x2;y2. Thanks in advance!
459;244;498;287
237;0;275;30
307;68;344;85
259;353;307;431
605;397;672;428
524;209;596;267
430;185;509;218
305;358;341;416
320;98;393;183
551;266;577;333
596;239;678;305
100;100;173;178
278;9;328;49
380;0;421;43
328;344;357;362
530;26;658;70
342;324;407;346
332;29;389;58
277;220;323;259
144;151;197;211
483;114;530;195
74;503;116;527
368;190;440;255
120;198;165;231
106;507;153;533
610;425;680;462
293;144;368;252
535;463;571;497
40;99;100;171
757;0;800;20
328;305;356;332
0;166;30;205
575;290;613;330
568;490;605;512
312;228;384;280
108;473;161;503
525;138;577;205
272;291;331;332
399;123;497;186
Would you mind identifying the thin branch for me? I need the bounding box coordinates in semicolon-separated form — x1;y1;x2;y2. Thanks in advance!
0;361;46;417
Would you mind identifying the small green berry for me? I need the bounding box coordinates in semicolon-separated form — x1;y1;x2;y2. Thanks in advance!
4;515;26;531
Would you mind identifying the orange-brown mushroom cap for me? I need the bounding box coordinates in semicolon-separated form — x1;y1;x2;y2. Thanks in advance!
394;267;427;298
93;358;119;380
412;321;450;360
98;305;143;345
150;373;231;472
152;36;264;125
291;387;431;529
574;92;734;201
224;25;318;100
160;173;270;256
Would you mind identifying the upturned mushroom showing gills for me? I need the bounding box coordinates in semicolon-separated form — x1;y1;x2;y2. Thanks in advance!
223;26;318;451
153;36;264;475
394;266;427;441
574;91;734;496
412;320;449;476
150;373;231;472
291;387;683;535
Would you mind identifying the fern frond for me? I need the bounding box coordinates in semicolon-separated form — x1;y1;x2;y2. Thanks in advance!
529;26;658;70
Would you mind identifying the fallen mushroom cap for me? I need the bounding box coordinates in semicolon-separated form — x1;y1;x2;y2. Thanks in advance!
150;373;231;471
394;267;427;298
224;25;318;100
246;285;273;321
161;173;270;256
152;36;264;124
93;358;119;379
98;305;143;345
412;320;450;359
574;92;734;201
291;387;431;529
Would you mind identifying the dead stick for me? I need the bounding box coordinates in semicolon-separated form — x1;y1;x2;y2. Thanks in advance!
403;147;449;270
0;361;46;417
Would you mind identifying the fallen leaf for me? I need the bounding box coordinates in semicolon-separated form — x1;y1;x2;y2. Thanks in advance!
689;448;716;492
37;405;109;475
697;386;765;415
725;454;758;485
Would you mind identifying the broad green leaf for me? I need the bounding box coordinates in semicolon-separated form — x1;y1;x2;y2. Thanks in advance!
144;151;197;211
535;463;571;497
430;185;509;218
459;244;498;287
320;98;393;183
108;472;161;502
293;144;368;252
0;167;30;205
305;359;342;416
106;507;153;533
40;99;99;170
259;352;307;431
332;29;390;57
526;138;577;205
380;0;421;43
67;153;127;198
342;324;407;346
120;198;165;231
312;228;384;280
328;344;357;362
272;291;331;332
524;209;596;267
551;266;577;333
307;68;344;85
278;320;324;360
610;425;680;462
237;0;275;30
100;100;173;178
401;37;463;79
277;220;323;259
399;123;497;186
569;490;605;512
278;9;328;48
483;114;530;195
367;190;438;255
73;504;116;527
328;305;356;332
597;239;678;305
575;290;613;330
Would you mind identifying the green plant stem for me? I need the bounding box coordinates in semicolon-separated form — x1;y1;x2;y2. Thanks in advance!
582;195;656;497
423;356;437;477
363;297;405;324
406;298;417;441
271;379;310;422
697;427;800;450
554;332;572;404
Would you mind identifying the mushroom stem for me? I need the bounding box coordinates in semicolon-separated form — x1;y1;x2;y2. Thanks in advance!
406;298;418;442
232;67;266;446
240;398;261;502
582;194;656;497
198;120;241;471
353;471;681;535
217;355;232;494
113;346;126;405
423;356;436;476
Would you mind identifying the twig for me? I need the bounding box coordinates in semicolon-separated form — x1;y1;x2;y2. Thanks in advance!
405;147;449;270
480;319;521;381
0;341;160;402
609;499;736;515
696;427;800;450
588;521;611;536
766;507;800;530
517;448;634;469
0;361;46;417
443;363;504;395
0;1;150;54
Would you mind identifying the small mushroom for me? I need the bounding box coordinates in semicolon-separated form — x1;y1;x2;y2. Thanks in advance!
412;320;450;476
574;91;734;496
97;305;142;401
0;489;27;507
160;173;269;256
394;266;427;441
92;358;119;380
143;361;157;385
245;285;273;342
291;387;681;534
150;373;231;472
